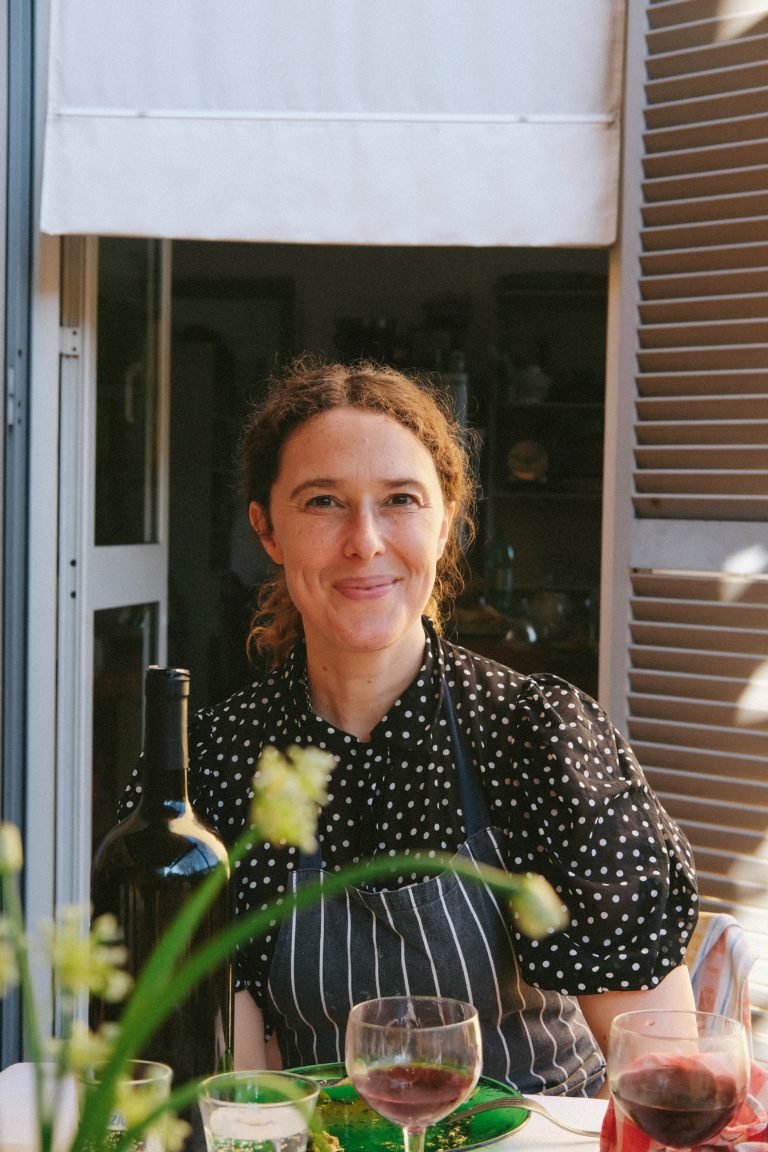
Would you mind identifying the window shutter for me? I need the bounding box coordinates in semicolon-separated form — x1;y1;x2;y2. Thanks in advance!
613;0;768;1059
628;570;768;1052
634;0;768;520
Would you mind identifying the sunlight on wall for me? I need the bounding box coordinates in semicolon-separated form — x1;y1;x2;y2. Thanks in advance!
724;545;768;575
720;555;768;720
714;1;768;42
736;662;768;725
718;546;768;602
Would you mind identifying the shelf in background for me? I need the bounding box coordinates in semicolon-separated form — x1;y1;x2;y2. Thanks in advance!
492;485;602;500
498;401;604;414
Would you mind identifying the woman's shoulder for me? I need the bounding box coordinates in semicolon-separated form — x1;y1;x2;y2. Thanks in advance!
442;636;599;715
441;638;628;771
441;636;525;692
190;668;286;755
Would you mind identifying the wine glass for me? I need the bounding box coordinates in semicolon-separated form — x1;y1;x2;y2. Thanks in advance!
608;1009;749;1150
345;996;482;1152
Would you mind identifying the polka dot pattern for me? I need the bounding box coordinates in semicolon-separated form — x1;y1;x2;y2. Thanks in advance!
119;621;698;1017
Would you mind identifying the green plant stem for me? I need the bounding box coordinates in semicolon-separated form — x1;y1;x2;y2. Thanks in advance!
96;841;529;1075
145;848;531;1047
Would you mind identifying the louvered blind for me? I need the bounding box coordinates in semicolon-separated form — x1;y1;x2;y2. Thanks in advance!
628;569;768;1059
620;0;768;1061
635;0;768;519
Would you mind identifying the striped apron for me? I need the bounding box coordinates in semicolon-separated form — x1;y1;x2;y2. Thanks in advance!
266;683;605;1095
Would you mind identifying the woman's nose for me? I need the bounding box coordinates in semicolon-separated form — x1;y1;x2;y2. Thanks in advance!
343;507;385;558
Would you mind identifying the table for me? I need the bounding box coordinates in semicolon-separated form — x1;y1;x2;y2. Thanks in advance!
496;1095;604;1147
0;1064;78;1152
0;1062;606;1150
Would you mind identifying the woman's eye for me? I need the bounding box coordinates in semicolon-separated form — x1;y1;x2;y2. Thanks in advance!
389;492;419;507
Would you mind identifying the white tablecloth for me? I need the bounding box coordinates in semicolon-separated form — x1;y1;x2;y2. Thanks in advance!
0;1062;606;1150
0;1064;78;1152
500;1094;604;1147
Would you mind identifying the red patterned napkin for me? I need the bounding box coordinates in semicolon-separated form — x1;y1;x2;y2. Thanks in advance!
600;1061;768;1152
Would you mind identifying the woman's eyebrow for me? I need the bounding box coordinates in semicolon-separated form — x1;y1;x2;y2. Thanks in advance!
288;478;338;500
386;478;428;491
288;477;428;500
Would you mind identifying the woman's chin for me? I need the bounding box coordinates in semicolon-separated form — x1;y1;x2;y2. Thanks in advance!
313;609;424;658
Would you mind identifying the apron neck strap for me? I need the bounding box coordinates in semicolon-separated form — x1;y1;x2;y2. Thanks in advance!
300;675;490;871
440;677;490;838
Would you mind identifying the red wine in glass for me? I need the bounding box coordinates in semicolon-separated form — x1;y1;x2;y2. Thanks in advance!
345;996;482;1152
608;1011;749;1151
613;1057;745;1147
353;1062;478;1128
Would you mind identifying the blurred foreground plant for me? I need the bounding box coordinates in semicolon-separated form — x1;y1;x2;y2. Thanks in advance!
0;746;567;1152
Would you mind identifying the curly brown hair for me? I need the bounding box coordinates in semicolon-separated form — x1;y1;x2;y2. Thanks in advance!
243;359;477;667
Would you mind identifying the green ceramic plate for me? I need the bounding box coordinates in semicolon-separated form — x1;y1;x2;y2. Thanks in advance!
289;1063;529;1152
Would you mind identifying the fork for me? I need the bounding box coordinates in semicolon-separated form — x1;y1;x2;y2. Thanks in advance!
455;1095;602;1138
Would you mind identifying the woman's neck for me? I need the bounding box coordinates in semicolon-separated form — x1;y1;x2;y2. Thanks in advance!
305;631;426;741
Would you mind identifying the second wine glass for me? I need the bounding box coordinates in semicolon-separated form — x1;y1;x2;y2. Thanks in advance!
345;995;482;1152
608;1009;749;1150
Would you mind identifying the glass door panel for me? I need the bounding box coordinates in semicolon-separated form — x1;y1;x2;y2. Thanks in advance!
96;238;160;545
92;603;158;849
56;237;170;913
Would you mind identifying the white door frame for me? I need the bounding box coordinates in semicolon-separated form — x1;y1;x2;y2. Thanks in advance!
28;236;171;953
25;232;62;1033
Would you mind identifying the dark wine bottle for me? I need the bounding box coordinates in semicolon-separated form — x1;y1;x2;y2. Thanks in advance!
91;666;232;1091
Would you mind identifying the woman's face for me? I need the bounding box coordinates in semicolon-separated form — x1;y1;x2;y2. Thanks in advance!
250;407;454;662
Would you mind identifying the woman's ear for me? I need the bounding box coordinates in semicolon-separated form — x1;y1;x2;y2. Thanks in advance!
249;502;284;565
437;500;456;559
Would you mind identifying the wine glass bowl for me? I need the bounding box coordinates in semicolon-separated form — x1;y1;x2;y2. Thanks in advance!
608;1010;749;1150
345;996;482;1152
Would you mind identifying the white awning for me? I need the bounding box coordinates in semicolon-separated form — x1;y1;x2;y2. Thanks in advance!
40;0;624;246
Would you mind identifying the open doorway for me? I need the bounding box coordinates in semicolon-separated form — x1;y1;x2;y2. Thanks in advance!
168;242;608;712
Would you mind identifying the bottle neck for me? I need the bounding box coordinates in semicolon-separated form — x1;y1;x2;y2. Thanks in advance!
139;688;190;814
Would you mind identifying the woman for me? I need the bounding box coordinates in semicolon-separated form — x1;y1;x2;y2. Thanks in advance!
129;360;699;1094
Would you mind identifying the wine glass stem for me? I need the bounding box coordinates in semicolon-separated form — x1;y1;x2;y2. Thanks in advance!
403;1127;427;1152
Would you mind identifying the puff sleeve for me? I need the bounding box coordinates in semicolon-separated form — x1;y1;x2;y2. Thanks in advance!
492;674;699;995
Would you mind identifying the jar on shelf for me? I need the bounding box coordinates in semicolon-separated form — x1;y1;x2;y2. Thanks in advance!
484;533;516;615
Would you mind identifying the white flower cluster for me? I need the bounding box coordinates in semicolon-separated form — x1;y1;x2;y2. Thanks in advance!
251;744;336;853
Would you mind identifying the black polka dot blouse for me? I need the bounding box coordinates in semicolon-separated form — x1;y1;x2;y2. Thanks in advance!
120;619;699;1028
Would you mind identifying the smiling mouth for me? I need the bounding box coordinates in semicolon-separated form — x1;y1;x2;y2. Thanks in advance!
334;578;398;599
